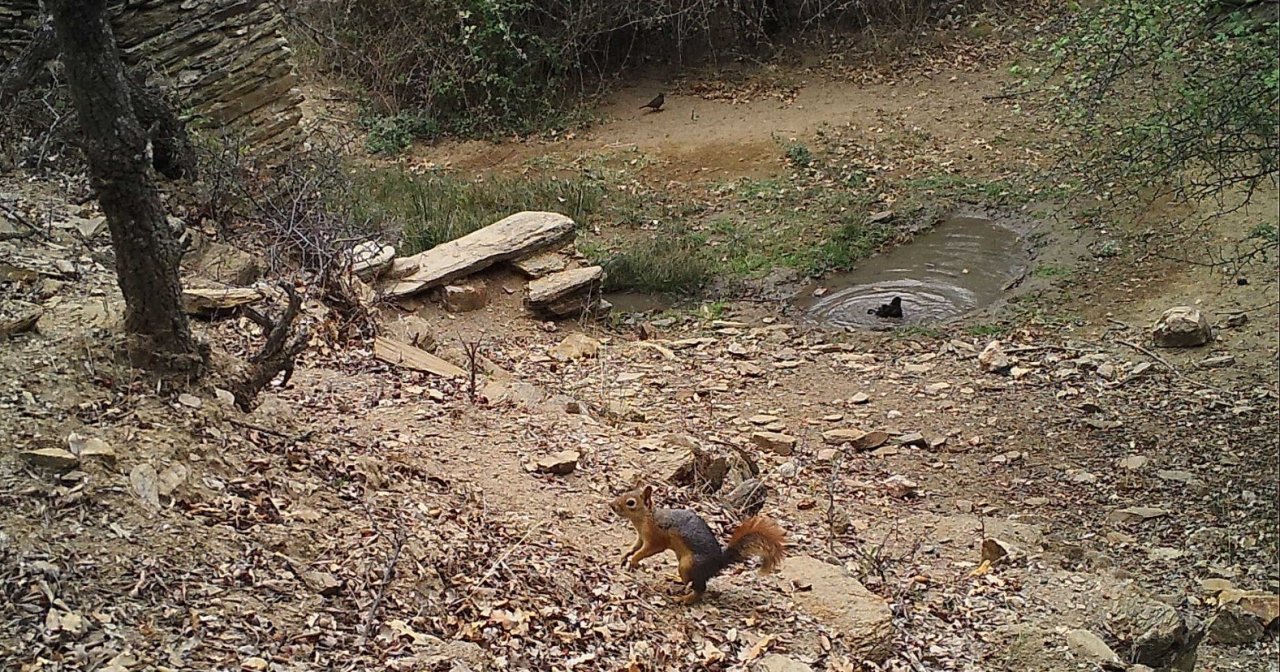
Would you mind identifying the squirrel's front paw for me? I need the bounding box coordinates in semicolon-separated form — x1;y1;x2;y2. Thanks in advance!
620;553;633;568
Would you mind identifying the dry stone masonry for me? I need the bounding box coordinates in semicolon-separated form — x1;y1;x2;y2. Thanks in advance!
1;0;304;158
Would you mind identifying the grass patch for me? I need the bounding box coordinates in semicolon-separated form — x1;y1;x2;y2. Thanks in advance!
704;178;900;278
596;229;715;294
965;323;1007;337
357;169;611;253
902;174;1037;206
1031;264;1072;278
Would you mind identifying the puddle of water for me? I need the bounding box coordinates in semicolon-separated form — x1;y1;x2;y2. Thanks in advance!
604;292;674;314
795;214;1029;329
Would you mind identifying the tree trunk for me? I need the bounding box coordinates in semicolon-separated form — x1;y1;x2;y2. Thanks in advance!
47;0;202;371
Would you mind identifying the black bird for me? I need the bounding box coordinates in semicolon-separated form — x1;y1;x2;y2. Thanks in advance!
868;296;903;319
640;92;665;112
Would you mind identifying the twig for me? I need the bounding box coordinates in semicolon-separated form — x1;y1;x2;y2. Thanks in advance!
360;525;406;642
227;417;315;444
460;337;482;403
466;520;547;597
1116;339;1230;395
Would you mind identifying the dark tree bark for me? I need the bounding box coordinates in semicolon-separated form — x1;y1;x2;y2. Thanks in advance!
47;0;202;371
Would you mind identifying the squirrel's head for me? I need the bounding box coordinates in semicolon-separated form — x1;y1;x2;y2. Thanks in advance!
610;485;653;520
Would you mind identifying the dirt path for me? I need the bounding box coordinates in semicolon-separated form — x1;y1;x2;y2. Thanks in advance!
421;68;1018;185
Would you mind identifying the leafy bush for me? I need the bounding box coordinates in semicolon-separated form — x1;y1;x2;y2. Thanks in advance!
1033;0;1279;211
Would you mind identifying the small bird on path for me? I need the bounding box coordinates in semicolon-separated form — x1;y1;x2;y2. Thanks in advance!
868;296;904;319
640;92;665;112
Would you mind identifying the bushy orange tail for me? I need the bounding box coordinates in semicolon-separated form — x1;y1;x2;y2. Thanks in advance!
725;516;785;574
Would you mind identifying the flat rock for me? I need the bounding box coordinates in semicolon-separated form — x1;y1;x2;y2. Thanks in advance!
526;266;604;306
1106;506;1170;524
1199;578;1234;594
1220;589;1280;627
779;555;892;662
896;432;927;448
535;450;580;475
751;431;797;456
849;392;871;404
302;571;342;596
383;211;575;297
511;250;569;278
20;447;79;470
380;315;437;350
1066;629;1121;667
1198;355;1235;369
1118;455;1151;471
66;433;115;463
821;428;889;451
1152;306;1212;348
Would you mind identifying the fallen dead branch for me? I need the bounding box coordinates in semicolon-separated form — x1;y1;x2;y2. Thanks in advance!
223;283;308;411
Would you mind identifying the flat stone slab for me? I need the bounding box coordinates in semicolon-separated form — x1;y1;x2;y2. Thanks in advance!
511;250;569;278
526;266;604;307
778;555;892;662
381;211;574;298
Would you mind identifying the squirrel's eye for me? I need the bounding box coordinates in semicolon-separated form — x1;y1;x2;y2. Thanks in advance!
625;498;636;508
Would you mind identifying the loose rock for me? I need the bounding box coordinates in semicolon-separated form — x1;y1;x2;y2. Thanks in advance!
1151;306;1213;348
978;340;1011;373
751;431;797;456
20;447;80;471
1207;604;1265;644
1066;629;1122;668
442;281;488;312
534;450;580;475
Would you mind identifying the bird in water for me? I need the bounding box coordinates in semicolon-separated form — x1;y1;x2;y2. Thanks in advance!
868;296;903;319
640;92;665;112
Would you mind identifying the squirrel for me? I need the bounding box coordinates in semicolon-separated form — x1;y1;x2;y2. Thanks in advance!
610;484;785;604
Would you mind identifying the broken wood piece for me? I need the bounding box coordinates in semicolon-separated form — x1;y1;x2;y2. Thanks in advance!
526;266;604;306
181;286;264;315
381;211;575;298
373;336;467;378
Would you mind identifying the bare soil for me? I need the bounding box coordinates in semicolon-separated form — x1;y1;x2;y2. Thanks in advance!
3;45;1277;672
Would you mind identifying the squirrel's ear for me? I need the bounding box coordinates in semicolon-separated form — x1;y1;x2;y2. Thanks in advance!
642;485;653;506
